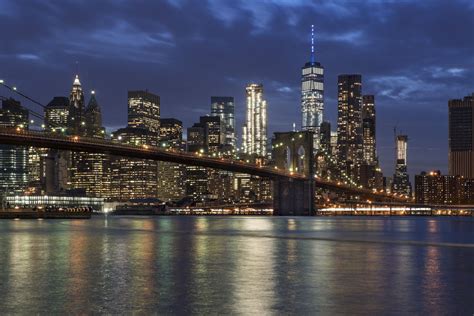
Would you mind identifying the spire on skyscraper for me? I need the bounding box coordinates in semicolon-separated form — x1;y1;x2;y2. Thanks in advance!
310;24;315;64
73;74;81;86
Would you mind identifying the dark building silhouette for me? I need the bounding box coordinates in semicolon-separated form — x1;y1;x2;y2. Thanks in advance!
449;93;474;178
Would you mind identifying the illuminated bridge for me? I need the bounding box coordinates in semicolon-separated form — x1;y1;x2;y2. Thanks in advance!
0;128;408;215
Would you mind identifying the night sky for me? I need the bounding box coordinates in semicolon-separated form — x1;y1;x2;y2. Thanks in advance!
1;0;473;178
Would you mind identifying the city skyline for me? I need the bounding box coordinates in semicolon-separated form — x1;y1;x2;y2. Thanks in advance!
0;0;473;177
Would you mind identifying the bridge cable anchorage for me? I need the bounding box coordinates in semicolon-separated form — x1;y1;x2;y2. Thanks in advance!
0;81;64;130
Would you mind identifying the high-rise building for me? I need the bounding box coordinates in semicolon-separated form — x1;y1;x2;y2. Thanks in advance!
0;98;29;196
127;90;160;133
159;118;183;149
449;93;474;178
85;91;105;138
67;75;85;135
362;95;376;165
211;97;235;150
242;83;267;157
185;116;225;200
301;25;324;150
337;74;363;182
415;170;474;205
45;97;69;132
392;135;412;196
44;97;70;194
70;91;109;197
110;127;158;200
187;116;223;154
157;118;185;202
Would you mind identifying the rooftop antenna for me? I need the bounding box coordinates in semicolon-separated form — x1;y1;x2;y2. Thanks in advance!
75;60;79;76
311;24;315;64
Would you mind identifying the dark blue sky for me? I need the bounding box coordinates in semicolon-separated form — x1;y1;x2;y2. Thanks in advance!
0;0;473;177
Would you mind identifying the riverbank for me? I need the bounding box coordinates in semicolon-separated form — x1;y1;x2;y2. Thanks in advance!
0;210;91;219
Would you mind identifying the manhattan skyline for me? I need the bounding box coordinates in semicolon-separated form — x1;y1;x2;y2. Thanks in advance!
1;0;473;177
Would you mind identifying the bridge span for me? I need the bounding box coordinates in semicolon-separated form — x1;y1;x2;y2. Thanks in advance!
0;128;408;214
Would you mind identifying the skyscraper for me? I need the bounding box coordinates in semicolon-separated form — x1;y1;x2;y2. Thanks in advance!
392;135;412;196
301;25;324;150
45;97;69;132
67;75;85;135
0;98;29;196
44;97;70;194
449;93;474;178
157;118;185;202
362;95;376;164
185;116;225;200
70;91;109;197
110;127;158;200
85;91;105;137
242;83;267;157
337;74;363;182
211;96;235;150
127;90;160;133
109;90;161;201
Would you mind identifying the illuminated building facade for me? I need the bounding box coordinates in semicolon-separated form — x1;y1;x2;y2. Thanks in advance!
185;116;225;200
5;195;104;211
301;25;324;150
449;93;474;178
128;90;160;133
157;118;185;201
67;75;85;135
0;98;29;195
392;135;412;196
159;118;183;149
362;95;376;164
337;74;363;182
70;91;109;197
211;96;235;150
110;127;158;200
242;83;267;157
415;170;474;205
45;97;69;132
359;95;382;189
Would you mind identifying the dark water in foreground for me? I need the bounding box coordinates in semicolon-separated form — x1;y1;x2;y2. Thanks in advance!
0;216;473;314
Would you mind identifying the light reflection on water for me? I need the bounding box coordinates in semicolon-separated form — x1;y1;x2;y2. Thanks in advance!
0;216;473;314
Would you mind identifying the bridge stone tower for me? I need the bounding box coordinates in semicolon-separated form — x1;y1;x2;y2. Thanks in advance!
272;131;315;215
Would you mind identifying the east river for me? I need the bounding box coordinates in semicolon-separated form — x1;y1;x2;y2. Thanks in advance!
0;216;473;314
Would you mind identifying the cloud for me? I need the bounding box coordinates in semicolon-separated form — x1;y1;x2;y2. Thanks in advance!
16;53;41;61
0;0;471;176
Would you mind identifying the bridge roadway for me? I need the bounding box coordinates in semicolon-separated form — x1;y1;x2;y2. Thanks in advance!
0;128;406;202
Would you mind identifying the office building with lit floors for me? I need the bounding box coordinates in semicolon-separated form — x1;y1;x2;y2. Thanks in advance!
69;91;110;198
359;95;383;190
157;118;185;202
185;116;228;202
415;170;474;205
337;74;363;183
242;83;267;159
43;96;70;194
301;25;324;151
110;127;158;201
392;135;412;196
0;98;29;196
211;96;236;150
449;93;474;178
128;90;160;133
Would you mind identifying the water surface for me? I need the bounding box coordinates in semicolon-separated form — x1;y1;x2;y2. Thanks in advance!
0;216;473;314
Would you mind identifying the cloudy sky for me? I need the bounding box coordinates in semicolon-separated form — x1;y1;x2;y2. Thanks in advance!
0;0;473;177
